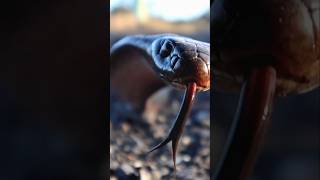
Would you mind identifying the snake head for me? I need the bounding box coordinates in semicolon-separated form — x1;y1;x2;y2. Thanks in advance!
151;36;210;91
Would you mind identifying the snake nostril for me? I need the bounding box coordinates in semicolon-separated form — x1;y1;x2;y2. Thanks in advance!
171;55;180;69
160;41;173;58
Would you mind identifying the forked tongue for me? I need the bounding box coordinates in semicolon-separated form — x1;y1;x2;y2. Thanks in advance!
147;82;197;171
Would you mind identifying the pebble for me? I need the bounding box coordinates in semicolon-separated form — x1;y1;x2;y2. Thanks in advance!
195;111;210;126
182;136;192;145
140;168;152;180
110;160;119;169
123;145;131;152
175;156;183;165
143;110;157;123
182;155;191;162
200;148;210;156
157;115;166;123
133;160;143;168
120;164;135;175
153;128;167;139
127;154;135;161
171;100;181;112
160;167;169;175
160;155;168;162
110;176;117;180
153;171;162;179
121;122;130;133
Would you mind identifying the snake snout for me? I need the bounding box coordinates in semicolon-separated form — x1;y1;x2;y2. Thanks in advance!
152;37;210;91
170;55;180;69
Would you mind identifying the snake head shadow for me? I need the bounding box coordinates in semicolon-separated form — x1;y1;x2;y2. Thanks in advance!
151;37;210;91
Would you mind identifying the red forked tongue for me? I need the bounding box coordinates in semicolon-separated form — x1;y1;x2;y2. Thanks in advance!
148;82;197;171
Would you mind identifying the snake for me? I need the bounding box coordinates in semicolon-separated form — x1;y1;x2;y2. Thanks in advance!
110;34;210;170
110;0;319;179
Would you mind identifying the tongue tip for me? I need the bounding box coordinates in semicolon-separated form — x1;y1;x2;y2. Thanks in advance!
147;135;172;154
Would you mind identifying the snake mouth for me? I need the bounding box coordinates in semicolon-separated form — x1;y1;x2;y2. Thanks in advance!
152;37;210;91
170;56;210;91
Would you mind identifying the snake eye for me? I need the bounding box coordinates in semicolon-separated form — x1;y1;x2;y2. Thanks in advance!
160;41;173;58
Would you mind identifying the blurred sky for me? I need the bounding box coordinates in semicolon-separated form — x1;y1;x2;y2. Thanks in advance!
110;0;209;22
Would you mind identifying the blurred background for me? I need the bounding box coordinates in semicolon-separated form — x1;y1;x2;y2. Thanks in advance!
0;0;107;179
110;0;209;43
210;0;320;179
109;0;210;179
213;88;320;180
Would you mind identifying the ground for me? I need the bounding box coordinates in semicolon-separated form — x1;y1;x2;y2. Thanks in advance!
110;87;210;180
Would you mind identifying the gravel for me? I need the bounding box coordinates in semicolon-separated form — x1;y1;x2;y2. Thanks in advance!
110;87;210;180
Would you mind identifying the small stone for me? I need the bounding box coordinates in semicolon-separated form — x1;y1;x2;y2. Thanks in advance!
182;155;191;162
153;126;166;138
194;111;210;126
110;176;117;180
143;110;157;122
123;145;131;152
149;163;158;171
176;156;183;165
121;122;130;133
182;136;192;145
172;100;181;111
160;155;168;162
157;115;166;123
153;170;162;179
200;148;210;156
127;154;135;161
140;168;152;180
160;167;170;175
133;160;143;168
199;130;210;139
120;164;136;175
110;160;119;169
